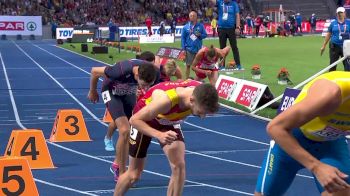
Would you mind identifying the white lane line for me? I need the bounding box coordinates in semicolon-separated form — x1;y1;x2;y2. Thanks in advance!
86;184;205;194
1;51;98;196
22;103;74;106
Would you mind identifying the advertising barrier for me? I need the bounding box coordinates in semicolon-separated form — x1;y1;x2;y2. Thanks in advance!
215;75;269;111
276;88;301;114
0;16;42;36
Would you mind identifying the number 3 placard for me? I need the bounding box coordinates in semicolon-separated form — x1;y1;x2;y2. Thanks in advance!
49;109;91;142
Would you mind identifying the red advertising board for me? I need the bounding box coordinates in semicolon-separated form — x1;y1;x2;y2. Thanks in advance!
216;79;236;99
235;85;259;107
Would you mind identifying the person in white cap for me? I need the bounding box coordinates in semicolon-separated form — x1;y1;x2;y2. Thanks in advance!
320;7;350;71
309;13;317;33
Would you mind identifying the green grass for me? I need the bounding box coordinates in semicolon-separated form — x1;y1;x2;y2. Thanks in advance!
61;36;335;118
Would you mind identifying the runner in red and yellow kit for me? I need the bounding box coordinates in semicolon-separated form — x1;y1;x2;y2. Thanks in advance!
255;71;350;196
114;80;219;196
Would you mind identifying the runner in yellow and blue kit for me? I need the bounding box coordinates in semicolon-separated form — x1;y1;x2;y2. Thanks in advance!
255;71;350;196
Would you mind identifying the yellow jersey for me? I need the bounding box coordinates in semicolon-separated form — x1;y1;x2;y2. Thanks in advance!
293;71;350;141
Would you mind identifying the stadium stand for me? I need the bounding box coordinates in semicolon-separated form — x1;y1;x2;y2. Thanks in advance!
251;0;336;20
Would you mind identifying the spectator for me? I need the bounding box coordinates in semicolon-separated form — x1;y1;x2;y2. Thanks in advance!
254;15;263;37
211;16;218;37
240;14;245;36
296;13;302;33
145;15;153;36
321;7;350;71
309;13;317;34
181;11;207;79
263;15;270;37
51;20;57;39
213;0;244;70
159;20;166;36
246;14;253;35
169;16;177;37
289;15;296;36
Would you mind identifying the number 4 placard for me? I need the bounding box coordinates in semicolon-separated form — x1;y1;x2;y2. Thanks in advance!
0;157;39;195
4;129;55;169
49;109;91;142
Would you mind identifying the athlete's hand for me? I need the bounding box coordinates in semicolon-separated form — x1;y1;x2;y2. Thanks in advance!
158;131;177;145
136;88;146;99
205;70;212;76
313;162;350;193
87;89;99;103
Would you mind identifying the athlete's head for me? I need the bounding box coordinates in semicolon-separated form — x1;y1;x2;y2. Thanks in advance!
137;62;157;89
206;45;217;61
164;59;177;76
137;51;155;62
190;83;219;118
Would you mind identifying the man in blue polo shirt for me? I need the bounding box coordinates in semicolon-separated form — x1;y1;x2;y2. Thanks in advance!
321;7;350;71
181;11;207;79
212;0;244;70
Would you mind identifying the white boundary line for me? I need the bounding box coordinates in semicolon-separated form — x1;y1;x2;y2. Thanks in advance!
0;52;98;196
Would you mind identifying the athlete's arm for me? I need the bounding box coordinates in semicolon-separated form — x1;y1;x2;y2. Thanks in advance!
191;49;208;75
267;79;350;193
88;66;106;103
219;46;231;57
154;55;161;68
174;66;183;80
217;46;231;66
129;90;178;145
321;32;331;56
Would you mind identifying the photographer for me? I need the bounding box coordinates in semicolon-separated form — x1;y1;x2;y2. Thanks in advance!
321;7;350;71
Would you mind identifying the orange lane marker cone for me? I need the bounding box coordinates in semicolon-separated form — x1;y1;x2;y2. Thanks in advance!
4;129;55;169
0;157;39;196
102;108;113;123
49;109;91;142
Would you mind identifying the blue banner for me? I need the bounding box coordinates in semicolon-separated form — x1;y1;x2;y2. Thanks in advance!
277;88;301;114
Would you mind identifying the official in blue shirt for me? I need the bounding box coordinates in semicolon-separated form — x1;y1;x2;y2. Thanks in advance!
321;7;350;71
181;11;207;78
215;0;243;70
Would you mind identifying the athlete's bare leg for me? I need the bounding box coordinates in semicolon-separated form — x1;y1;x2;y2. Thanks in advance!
113;116;130;174
208;71;219;86
163;141;186;196
114;156;146;196
106;121;116;139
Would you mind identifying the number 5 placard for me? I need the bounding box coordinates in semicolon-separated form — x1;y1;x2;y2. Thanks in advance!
0;157;39;195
